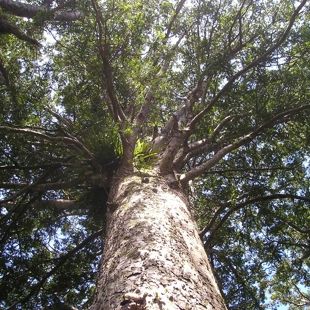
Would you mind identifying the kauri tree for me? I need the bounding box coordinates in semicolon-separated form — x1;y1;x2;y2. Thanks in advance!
1;0;310;309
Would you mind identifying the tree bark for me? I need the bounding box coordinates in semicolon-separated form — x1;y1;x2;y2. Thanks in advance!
0;0;82;21
90;172;227;310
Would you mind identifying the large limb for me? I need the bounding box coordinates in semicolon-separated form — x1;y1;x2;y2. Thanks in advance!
165;0;187;40
0;16;41;46
175;0;307;174
135;0;193;159
91;0;126;123
156;80;205;175
157;0;295;173
173;112;250;170
0;0;82;21
180;104;310;185
0;158;81;171
92;0;191;172
91;0;138;174
152;81;204;152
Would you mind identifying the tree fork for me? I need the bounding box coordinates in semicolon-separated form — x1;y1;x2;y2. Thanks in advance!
90;173;227;310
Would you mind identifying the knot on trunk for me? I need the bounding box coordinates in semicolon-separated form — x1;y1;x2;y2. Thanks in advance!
120;292;147;309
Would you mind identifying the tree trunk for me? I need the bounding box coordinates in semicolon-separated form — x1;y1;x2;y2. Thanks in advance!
90;172;227;310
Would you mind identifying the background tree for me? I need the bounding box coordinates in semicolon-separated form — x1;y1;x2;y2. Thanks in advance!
1;0;310;309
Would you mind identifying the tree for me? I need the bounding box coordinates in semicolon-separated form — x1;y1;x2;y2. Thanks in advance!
1;0;310;309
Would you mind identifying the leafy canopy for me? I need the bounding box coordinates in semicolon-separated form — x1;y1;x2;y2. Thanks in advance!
1;0;310;309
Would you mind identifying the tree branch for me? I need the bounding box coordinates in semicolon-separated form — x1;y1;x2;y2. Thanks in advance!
146;29;194;155
0;164;62;205
201;193;310;243
8;229;104;309
190;0;307;128
201;166;294;175
165;0;187;39
292;283;310;301
91;0;136;174
0;193;40;245
173;112;250;169
0;16;41;47
91;0;126;123
0;157;81;171
44;107;73;128
0;126;102;171
0;0;82;21
0;181;81;191
155;80;205;174
0;55;10;85
213;251;264;310
180;104;310;185
2;199;81;211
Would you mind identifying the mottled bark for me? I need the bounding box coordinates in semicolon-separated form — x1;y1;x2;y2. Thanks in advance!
0;0;82;21
90;172;227;310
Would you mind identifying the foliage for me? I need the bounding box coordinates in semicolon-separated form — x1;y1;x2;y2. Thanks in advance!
133;138;158;169
1;0;310;309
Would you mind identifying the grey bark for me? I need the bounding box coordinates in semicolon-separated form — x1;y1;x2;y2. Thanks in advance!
0;0;82;21
90;172;227;310
0;16;41;46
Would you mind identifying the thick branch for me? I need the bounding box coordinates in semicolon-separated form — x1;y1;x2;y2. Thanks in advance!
209;113;251;141
0;56;10;85
0;16;41;46
145;31;193;154
0;0;82;21
159;130;185;175
165;0;187;39
0;194;40;245
91;0;136;173
44;107;73;128
0;155;77;171
174;112;249;169
181;104;310;185
43;199;81;210
0;159;78;205
153;80;203;150
155;82;205;173
91;0;126;123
